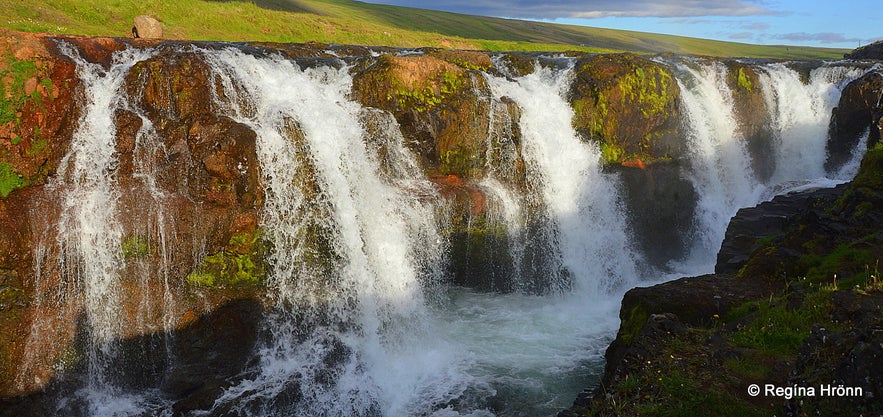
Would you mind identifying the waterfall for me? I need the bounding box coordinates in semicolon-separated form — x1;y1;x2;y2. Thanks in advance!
673;59;869;272
201;48;475;416
760;63;868;184
19;44;155;407
673;60;764;270
12;42;874;417
485;64;640;294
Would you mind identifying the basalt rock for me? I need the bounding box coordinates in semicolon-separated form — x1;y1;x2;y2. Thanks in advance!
715;185;845;274
844;39;883;60
569;53;681;165
566;147;883;416
826;69;883;171
351;51;501;180
612;161;697;270
725;61;775;182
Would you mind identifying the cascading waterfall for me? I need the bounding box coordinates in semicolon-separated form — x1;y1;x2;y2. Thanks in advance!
20;44;157;413
760;63;869;185
673;59;870;271
17;43;875;417
673;60;764;270
486;64;641;294
201;48;478;416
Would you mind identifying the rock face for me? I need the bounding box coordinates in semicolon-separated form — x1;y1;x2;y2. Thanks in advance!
569;53;681;165
844;39;883;60
613;161;697;269
827;70;883;170
133;15;162;39
715;185;844;274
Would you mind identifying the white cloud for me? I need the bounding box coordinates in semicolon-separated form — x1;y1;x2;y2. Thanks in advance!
774;32;861;44
361;0;778;19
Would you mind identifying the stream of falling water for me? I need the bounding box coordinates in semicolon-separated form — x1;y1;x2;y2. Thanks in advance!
19;45;876;417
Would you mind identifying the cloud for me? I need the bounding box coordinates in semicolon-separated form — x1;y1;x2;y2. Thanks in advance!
738;22;769;31
774;32;862;44
361;0;778;19
728;32;755;40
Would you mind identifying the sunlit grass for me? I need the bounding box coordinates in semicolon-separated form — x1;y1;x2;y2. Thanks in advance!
0;0;847;58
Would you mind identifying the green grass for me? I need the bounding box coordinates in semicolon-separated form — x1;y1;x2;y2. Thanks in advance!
0;0;847;58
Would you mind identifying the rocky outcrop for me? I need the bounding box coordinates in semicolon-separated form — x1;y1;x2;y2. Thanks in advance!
826;70;883;170
569;54;681;165
844;39;883;60
1;299;264;416
715;185;845;274
613;161;697;269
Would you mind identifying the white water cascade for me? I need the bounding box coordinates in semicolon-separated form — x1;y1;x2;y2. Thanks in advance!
674;60;764;270
486;64;641;294
674;59;869;272
15;45;875;417
20;44;158;414
201;48;482;417
760;63;869;185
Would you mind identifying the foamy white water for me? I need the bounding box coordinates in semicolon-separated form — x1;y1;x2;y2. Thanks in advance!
760;63;868;183
486;65;641;295
674;60;764;270
202;48;483;416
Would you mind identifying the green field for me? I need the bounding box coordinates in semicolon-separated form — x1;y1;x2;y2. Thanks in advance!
0;0;848;58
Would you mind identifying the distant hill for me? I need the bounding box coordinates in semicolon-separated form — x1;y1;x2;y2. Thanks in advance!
0;0;847;59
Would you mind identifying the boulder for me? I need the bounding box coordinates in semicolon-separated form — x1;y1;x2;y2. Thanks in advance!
569;53;681;165
133;15;162;39
715;185;844;274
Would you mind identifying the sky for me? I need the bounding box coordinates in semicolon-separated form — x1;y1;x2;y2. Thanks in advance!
359;0;882;49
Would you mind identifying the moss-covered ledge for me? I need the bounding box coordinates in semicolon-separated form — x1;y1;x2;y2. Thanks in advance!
569;53;682;166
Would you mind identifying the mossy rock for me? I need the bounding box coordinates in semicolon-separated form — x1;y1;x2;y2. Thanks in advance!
186;228;267;288
351;54;492;178
569;53;681;165
0;50;72;198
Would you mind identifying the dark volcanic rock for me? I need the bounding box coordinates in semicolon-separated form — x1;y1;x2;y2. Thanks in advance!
613;161;697;270
844;39;883;60
715;185;844;274
826;70;883;171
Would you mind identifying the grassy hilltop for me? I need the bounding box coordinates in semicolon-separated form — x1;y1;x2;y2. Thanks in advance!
0;0;847;59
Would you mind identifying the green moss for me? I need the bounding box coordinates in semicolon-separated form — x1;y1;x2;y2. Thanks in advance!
572;56;677;165
26;135;46;157
439;146;478;176
186;251;265;288
0;162;26;198
736;67;753;92
391;69;465;113
186;229;266;288
121;235;150;258
600;141;624;164
800;243;874;287
728;290;833;355
619;303;649;345
0;56;39;126
850;146;883;190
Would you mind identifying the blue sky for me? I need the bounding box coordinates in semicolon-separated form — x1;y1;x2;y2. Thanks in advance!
359;0;881;49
